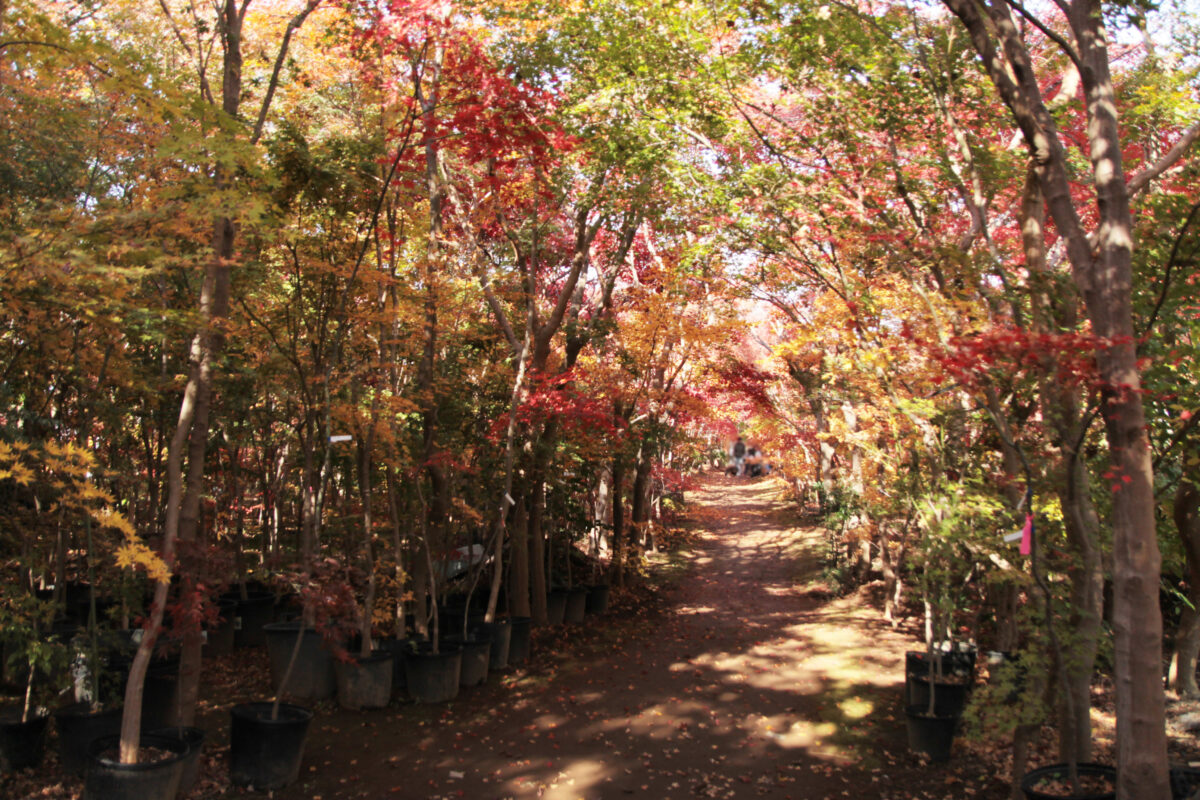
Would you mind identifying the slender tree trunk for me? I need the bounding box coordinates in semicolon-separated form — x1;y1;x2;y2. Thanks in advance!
416;35;448;624
942;2;1169;791
610;453;626;588
300;425;320;561
1047;396;1103;764
632;446;652;552
386;467;407;637
1171;480;1200;697
510;495;530;617
485;330;532;622
529;479;547;625
356;412;377;659
173;214;232;714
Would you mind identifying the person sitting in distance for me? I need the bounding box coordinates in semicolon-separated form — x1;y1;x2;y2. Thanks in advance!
731;436;747;476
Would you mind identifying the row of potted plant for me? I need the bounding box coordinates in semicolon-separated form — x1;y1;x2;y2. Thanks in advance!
901;644;1129;800
1;571;613;796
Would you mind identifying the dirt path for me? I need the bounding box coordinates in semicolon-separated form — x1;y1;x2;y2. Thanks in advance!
17;472;1200;799
258;472;973;800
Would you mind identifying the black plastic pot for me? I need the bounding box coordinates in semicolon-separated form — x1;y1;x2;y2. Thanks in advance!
334;650;393;710
54;702;124;775
546;590;568;626
1020;762;1116;800
907;676;969;718
404;643;462;703
444;633;490;687
146;726;205;796
263;621;336;701
507;617;532;665
83;732;188;800
477;618;511;670
904;704;957;762
564;587;588;624
0;712;49;773
229;702;313;791
221;591;275;648
584;584;610;615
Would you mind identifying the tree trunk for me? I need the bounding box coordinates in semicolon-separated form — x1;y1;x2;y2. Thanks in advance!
1048;397;1103;764
610;453;626;587
942;1;1169;792
510;495;530;617
356;413;377;659
528;479;547;625
1171;480;1200;697
878;523;903;626
417;34;448;630
632;445;653;552
386;467;407;638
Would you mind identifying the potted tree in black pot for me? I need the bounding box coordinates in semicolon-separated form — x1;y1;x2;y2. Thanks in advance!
0;588;70;774
0;438;185;791
230;559;357;791
334;441;397;711
402;502;462;703
904;491;978;762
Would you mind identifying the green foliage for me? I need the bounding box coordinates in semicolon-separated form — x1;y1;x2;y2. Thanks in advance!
0;589;71;716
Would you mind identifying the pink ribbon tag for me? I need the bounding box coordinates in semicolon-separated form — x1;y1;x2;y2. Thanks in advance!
1019;513;1033;556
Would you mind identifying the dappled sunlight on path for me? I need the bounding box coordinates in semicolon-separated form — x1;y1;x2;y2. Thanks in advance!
274;471;929;800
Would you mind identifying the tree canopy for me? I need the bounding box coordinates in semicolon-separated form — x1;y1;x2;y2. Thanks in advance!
1;0;1198;793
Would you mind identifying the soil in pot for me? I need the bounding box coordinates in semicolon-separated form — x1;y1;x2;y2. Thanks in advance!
263;621;336;701
507;617;532;665
54;702;124;776
335;650;394;710
904;704;957;762
0;712;50;773
906;649;975;681
83;732;188;800
563;587;588;624
404;642;462;703
146;725;205;796
229;702;313;791
1020;762;1116;800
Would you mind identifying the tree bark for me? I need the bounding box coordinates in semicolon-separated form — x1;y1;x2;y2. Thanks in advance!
610;449;626;587
528;478;548;625
1171;480;1200;697
510;494;530;617
632;444;653;552
943;0;1169;793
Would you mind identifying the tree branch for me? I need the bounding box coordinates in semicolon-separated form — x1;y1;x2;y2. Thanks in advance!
251;0;321;145
1127;121;1200;197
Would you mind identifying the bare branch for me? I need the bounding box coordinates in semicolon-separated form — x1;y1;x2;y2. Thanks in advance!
251;0;321;145
1002;0;1082;72
1128;121;1200;197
